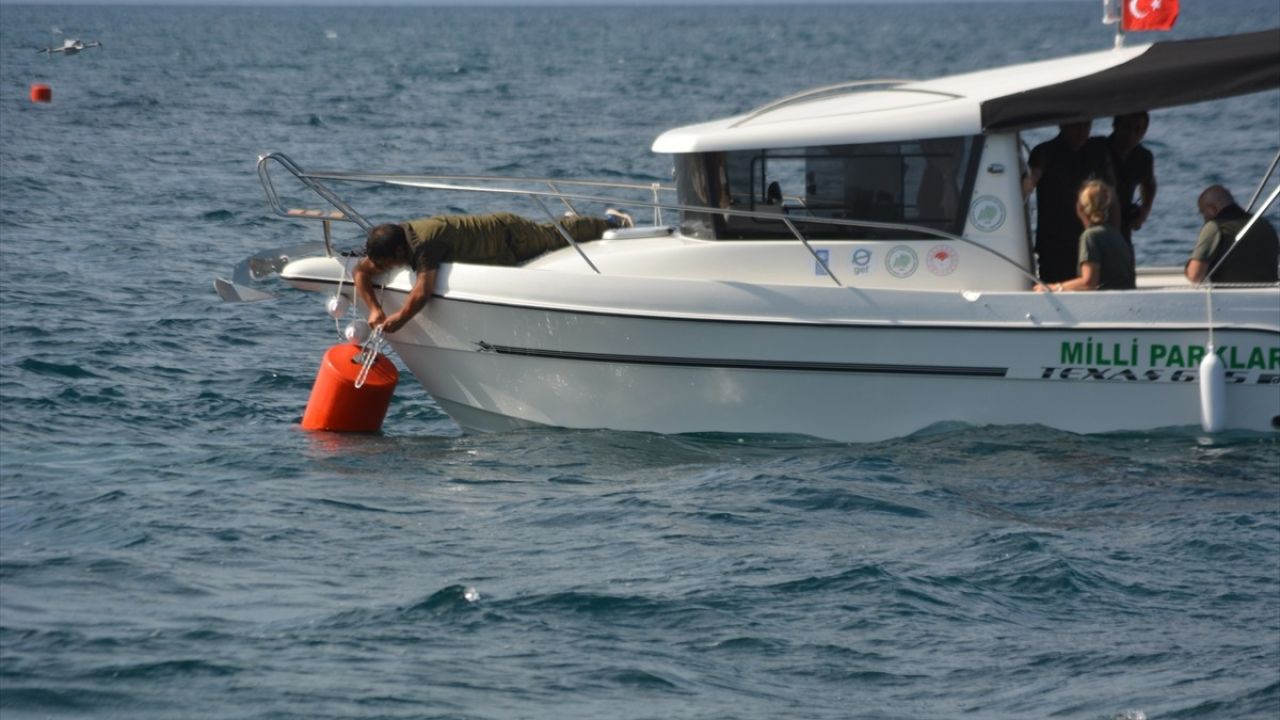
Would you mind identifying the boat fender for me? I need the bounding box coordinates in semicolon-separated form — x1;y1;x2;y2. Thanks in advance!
301;343;398;432
343;320;371;344
1198;346;1226;433
326;294;349;319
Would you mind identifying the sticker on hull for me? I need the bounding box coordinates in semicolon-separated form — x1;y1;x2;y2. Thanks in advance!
926;245;958;276
885;246;918;278
852;248;873;277
1036;339;1280;384
969;195;1007;232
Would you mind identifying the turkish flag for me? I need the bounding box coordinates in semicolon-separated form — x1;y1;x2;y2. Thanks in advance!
1123;0;1179;31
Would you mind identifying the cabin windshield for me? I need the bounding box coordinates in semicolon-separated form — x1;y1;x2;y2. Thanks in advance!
675;136;981;240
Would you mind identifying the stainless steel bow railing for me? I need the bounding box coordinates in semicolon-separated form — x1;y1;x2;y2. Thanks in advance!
254;152;1044;288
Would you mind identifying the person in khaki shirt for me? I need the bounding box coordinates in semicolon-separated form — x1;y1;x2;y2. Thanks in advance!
354;210;632;332
1185;185;1279;285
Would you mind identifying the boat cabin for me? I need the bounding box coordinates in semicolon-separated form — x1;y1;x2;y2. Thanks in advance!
599;29;1278;292
657;131;1023;291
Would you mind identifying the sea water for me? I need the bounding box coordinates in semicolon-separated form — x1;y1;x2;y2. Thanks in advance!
1;3;1278;718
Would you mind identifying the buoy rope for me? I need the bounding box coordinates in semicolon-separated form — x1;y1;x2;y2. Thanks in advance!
1204;283;1215;350
354;326;385;389
332;269;348;339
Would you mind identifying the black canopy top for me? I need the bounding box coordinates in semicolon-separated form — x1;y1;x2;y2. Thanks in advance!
981;28;1280;131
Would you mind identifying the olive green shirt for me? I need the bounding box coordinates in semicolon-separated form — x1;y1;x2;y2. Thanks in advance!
402;212;611;271
1078;224;1135;290
1190;204;1280;283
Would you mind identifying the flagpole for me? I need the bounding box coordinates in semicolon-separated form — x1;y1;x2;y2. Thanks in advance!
1103;0;1125;48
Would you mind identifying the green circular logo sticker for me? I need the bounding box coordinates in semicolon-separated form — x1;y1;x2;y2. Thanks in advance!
969;195;1007;232
885;245;919;278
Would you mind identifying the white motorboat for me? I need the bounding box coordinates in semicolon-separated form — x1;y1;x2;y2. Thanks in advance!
38;38;102;56
221;29;1280;442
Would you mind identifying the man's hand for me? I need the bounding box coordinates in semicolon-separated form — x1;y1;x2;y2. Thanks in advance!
1132;205;1151;230
378;267;437;334
382;312;410;334
367;307;387;328
1185;259;1209;284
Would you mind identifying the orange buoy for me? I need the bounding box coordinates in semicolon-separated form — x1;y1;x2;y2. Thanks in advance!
30;83;52;103
301;343;398;432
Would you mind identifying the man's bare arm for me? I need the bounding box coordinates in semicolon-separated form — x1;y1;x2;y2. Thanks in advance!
353;257;387;328
382;267;436;333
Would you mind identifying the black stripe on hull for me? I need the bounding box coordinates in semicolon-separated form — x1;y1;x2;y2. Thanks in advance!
476;342;1007;378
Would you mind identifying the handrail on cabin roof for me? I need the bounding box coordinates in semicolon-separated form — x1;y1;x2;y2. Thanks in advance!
729;79;964;128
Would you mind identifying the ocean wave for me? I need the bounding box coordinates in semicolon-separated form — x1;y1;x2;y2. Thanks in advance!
84;658;243;680
95;95;163;110
201;209;236;222
0;686;134;712
706;635;789;653
310;497;434;515
581;666;685;692
767;564;893;594
401;584;483;615
770;488;931;517
15;358;105;380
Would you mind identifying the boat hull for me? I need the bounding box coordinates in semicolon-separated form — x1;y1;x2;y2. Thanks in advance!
405;342;1280;442
283;258;1280;441
394;288;1279;442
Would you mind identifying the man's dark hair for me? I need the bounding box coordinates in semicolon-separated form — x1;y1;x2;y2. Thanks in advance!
1113;111;1149;128
366;223;407;262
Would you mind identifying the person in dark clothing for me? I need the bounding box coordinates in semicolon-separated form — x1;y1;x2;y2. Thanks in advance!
1186;185;1280;284
1107;112;1158;245
1036;180;1135;292
1023;121;1117;283
354;210;632;332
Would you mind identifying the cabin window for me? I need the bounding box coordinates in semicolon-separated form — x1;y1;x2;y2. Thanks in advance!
675;136;981;240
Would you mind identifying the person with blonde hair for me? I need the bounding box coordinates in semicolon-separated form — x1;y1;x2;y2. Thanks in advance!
1036;180;1135;292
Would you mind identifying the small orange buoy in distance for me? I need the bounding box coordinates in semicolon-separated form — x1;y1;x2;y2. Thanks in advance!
30;83;52;103
301;343;398;432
